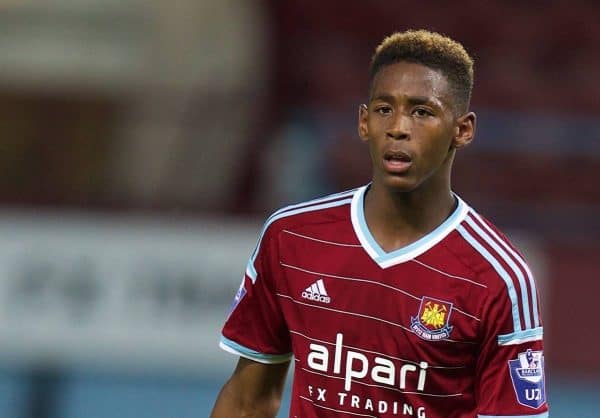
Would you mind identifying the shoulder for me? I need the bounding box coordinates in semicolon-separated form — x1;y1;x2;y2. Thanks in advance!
245;187;359;281
452;207;531;289
259;187;358;238
450;205;541;337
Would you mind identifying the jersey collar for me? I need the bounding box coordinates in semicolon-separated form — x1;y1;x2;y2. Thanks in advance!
350;184;469;268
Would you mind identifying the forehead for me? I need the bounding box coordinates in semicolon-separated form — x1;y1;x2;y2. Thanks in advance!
370;61;450;102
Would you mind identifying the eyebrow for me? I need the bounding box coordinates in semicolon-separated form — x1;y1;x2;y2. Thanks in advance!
371;93;442;107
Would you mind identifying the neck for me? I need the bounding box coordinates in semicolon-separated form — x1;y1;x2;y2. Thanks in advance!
363;180;456;253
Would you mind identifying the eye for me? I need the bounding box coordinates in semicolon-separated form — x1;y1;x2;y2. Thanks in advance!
413;107;434;117
374;105;392;115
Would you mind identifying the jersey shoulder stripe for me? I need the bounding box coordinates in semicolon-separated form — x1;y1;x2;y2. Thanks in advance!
456;224;535;341
469;210;540;328
456;222;523;333
456;212;542;345
268;187;358;220
245;189;356;282
464;213;532;330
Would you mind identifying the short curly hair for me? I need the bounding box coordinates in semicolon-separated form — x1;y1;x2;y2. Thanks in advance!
369;30;474;113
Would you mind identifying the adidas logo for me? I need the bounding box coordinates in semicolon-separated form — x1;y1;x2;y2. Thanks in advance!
301;278;331;304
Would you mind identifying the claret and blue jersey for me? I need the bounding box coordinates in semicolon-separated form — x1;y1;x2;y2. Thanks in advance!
220;185;548;418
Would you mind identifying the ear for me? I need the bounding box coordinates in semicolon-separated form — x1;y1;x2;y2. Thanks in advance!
358;104;369;143
452;111;476;149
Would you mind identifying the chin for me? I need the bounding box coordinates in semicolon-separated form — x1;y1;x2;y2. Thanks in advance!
380;175;420;193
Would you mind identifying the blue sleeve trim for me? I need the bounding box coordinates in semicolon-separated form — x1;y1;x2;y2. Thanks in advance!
245;259;258;282
498;327;543;346
219;336;292;364
478;413;548;418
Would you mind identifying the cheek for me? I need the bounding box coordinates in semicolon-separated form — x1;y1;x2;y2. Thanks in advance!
367;141;380;163
366;119;383;137
418;130;454;162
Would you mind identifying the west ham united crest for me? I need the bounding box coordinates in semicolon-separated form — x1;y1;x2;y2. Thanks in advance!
410;296;454;341
508;349;546;409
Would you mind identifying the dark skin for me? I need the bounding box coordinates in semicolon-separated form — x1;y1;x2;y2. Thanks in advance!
358;61;476;252
211;60;476;417
211;357;289;417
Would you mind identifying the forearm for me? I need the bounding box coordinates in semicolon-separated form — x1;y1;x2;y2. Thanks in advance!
211;376;282;418
211;357;289;417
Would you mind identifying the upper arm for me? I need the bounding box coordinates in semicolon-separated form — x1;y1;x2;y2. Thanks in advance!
214;219;292;417
220;222;292;363
457;214;548;416
475;279;548;417
211;357;290;418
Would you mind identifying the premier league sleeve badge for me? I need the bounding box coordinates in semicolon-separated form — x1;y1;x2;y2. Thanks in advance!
508;349;546;409
227;278;247;318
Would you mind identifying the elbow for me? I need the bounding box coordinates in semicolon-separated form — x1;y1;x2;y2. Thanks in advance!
212;384;283;418
239;395;282;417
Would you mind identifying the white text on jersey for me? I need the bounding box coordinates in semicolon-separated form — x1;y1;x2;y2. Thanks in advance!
307;333;428;391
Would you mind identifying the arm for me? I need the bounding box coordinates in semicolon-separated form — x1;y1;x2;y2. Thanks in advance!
211;357;290;418
475;279;547;416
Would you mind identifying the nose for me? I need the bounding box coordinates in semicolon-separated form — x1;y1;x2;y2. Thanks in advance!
386;113;410;140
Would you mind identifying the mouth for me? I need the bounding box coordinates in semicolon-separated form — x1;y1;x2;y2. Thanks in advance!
382;150;412;174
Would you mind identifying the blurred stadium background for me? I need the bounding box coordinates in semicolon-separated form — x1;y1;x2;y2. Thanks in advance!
0;0;598;417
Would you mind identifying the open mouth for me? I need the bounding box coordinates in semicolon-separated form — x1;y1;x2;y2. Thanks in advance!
383;150;412;173
384;150;412;163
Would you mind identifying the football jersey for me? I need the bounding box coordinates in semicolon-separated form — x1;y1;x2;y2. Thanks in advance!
220;185;548;418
